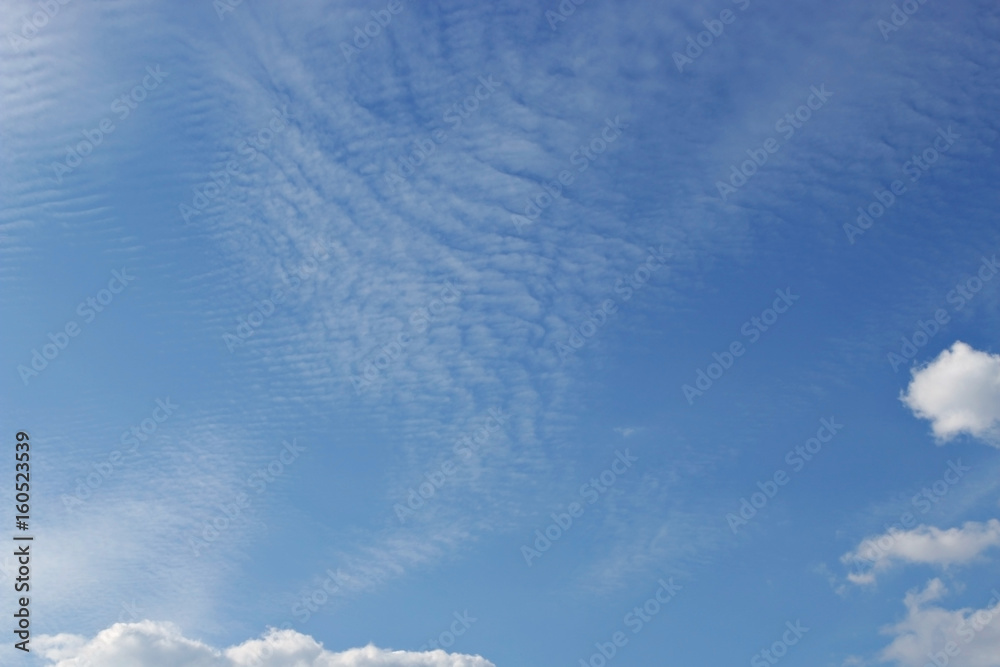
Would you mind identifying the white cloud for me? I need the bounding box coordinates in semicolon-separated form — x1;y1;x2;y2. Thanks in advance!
901;342;1000;444
841;519;1000;585
36;621;495;667
878;579;1000;667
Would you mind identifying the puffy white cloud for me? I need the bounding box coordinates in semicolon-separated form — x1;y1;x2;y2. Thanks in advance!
901;342;1000;444
879;579;1000;667
841;519;1000;585
36;621;495;667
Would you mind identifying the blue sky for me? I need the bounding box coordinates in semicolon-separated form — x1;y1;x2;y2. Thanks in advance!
2;0;1000;665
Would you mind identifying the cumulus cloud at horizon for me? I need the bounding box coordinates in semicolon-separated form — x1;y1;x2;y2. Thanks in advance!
35;621;496;667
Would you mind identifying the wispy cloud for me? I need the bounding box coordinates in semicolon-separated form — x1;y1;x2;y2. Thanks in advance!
842;519;1000;585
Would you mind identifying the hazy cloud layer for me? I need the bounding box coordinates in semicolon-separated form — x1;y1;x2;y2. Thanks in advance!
843;519;1000;585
